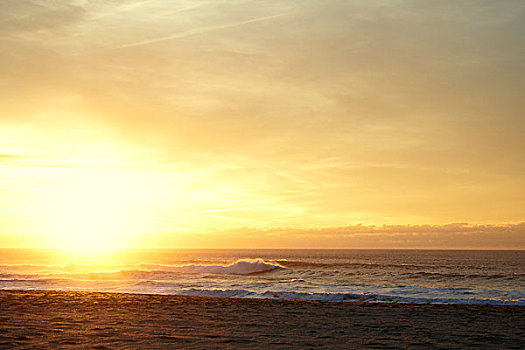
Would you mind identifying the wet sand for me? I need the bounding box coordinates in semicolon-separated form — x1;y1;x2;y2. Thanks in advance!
0;290;523;349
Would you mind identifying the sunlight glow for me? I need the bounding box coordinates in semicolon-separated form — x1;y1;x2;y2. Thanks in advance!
45;171;138;253
0;0;523;250
26;167;160;255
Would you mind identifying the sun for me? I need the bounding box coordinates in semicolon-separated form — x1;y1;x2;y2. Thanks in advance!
31;167;156;255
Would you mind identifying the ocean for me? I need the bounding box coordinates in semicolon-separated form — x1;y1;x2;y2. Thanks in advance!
0;249;523;305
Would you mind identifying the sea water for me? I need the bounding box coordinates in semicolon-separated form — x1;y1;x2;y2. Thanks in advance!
0;249;523;305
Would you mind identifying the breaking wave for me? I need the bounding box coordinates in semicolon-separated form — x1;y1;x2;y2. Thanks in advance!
140;259;284;275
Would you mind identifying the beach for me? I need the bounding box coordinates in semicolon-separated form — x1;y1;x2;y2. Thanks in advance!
0;290;523;349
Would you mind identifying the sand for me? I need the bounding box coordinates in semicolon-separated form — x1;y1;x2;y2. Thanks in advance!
0;290;523;349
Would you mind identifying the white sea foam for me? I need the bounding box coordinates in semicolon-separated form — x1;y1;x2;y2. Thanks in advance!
173;288;525;305
2;278;523;305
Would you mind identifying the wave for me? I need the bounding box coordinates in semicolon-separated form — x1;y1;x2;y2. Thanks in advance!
139;259;284;275
278;278;306;284
1;278;523;305
406;271;523;280
176;288;525;305
0;259;284;279
279;261;455;270
3;280;521;305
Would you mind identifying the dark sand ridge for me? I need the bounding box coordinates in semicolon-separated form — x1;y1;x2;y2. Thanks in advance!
0;290;523;349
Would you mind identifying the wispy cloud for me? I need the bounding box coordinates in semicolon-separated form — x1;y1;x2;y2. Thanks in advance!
0;2;85;34
89;1;207;21
113;12;289;50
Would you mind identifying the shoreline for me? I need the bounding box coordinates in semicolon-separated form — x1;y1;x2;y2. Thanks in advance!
0;287;522;306
1;290;524;349
0;288;523;308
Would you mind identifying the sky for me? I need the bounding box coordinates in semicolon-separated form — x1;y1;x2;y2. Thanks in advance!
1;0;524;250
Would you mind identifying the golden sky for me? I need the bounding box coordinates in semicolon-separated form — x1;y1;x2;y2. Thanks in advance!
1;1;524;250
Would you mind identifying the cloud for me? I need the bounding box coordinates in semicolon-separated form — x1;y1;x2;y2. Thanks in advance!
151;223;525;249
0;1;86;35
1;0;524;232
